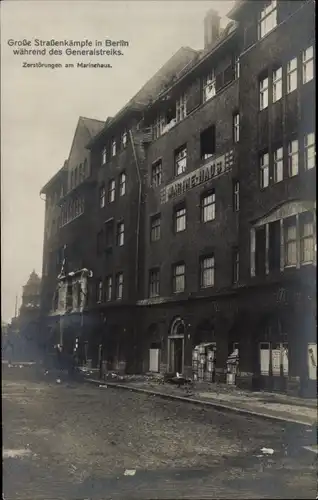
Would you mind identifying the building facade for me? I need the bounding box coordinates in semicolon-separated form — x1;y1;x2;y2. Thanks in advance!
40;0;316;395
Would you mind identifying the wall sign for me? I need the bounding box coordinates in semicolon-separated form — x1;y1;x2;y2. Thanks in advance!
160;150;234;204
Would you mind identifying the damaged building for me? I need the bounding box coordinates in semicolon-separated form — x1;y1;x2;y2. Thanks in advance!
40;0;316;396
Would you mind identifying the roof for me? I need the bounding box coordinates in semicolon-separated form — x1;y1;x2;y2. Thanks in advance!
40;162;67;195
25;270;41;286
87;46;199;149
227;0;249;20
80;116;105;138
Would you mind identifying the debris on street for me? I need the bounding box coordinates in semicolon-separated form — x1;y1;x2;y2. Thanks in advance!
124;469;136;476
99;385;107;388
56;379;61;384
260;447;274;455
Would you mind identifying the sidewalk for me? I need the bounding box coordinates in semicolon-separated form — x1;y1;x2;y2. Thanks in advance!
84;373;317;427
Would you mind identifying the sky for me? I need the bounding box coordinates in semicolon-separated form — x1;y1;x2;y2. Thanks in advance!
1;0;235;323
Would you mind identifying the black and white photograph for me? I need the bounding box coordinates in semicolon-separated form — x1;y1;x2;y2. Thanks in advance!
1;0;317;498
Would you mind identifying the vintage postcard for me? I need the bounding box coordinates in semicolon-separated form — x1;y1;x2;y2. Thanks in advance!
1;1;316;499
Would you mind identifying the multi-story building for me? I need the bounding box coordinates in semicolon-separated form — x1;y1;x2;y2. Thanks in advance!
40;117;105;357
40;0;316;395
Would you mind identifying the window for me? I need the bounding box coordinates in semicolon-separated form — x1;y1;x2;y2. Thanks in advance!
175;205;186;233
108;179;115;202
122;131;128;148
302;46;314;84
97;280;103;303
288;140;299;177
233;181;239;212
300;212;314;264
175;146;187;176
106;276;112;302
151;160;162;187
232;249;239;284
273;147;283;183
176;93;187;122
260;152;269;188
200;126;215;160
233;113;240;143
83;158;88;178
117;222;124;246
102;147;107;165
173;263;185;293
202;71;216;102
200;256;215;288
119;172;126;196
287;57;297;93
259;77;269;110
255;226;266;276
272;67;282;102
201;191;216;222
111;138;116;157
284;216;297;267
97;231;103;255
99;185;106;208
269;220;281;271
105;220;114;248
116;273;123;300
79;163;84;183
150;214;161;242
149;268;160;298
153;114;166;140
259;0;277;39
304;132;315;170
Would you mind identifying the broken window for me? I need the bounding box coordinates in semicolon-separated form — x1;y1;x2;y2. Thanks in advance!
202;71;216;102
175;145;187;176
151;160;162;187
255;226;266;276
200;125;216;160
269;220;281;271
176;93;187;122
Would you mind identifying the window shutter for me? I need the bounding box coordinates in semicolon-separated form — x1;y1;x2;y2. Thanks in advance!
186;78;201;113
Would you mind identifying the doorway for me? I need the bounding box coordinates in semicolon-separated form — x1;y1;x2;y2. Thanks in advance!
169;336;184;373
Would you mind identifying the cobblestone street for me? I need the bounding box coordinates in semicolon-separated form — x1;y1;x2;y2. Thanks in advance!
2;366;317;499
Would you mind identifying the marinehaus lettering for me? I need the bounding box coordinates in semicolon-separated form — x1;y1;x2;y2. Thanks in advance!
160;150;233;204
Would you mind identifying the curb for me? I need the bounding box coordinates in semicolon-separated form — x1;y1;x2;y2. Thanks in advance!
84;378;315;427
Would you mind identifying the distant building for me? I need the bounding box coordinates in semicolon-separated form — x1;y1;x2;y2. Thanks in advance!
40;0;316;396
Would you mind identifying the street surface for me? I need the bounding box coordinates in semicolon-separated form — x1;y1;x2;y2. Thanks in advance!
2;366;317;499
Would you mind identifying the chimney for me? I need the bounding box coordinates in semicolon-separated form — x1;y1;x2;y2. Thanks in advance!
204;9;221;49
